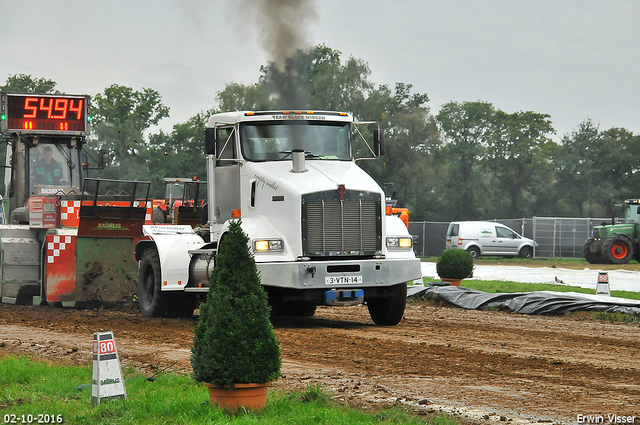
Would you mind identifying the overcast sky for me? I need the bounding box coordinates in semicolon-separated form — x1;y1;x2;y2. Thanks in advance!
2;0;639;141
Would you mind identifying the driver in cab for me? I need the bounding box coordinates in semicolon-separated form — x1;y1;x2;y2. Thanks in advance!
33;146;64;185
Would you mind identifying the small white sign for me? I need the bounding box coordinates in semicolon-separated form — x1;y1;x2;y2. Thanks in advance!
596;272;611;296
325;275;363;285
92;331;126;407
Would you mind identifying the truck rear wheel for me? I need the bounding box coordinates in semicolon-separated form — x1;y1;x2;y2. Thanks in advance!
170;293;197;318
281;302;317;317
583;238;604;264
367;283;407;326
138;248;169;317
603;235;634;264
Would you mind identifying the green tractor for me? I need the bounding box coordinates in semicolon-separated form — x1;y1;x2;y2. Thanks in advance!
583;199;640;264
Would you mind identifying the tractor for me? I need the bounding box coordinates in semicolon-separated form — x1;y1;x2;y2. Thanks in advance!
583;199;640;264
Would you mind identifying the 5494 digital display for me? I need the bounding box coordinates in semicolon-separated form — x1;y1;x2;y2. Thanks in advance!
0;92;91;135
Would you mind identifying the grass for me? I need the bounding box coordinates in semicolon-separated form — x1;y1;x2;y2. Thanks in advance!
0;356;458;425
421;254;640;301
420;255;640;323
460;279;640;301
422;256;640;270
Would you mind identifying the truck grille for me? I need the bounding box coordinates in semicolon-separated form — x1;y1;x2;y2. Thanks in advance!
302;190;382;257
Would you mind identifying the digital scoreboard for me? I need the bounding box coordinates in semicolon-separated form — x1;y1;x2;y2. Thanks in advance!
0;92;91;135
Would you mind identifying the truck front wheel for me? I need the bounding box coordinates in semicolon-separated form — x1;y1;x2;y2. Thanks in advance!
603;235;634;264
138;248;168;317
366;283;407;326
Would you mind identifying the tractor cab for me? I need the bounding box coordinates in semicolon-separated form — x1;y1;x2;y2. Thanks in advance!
151;177;207;225
27;142;82;197
623;199;640;224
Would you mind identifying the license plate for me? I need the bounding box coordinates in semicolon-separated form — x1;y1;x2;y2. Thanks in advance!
325;275;363;285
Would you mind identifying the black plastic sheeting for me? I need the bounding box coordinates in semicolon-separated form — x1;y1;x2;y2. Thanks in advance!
411;283;640;317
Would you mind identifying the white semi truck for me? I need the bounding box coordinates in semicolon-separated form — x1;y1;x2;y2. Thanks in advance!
135;110;421;325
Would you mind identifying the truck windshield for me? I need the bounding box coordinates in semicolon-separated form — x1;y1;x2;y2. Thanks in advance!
240;121;351;161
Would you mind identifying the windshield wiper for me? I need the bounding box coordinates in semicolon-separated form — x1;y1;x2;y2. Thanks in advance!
278;150;320;159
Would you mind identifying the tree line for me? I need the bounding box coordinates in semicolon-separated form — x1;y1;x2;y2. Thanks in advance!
3;44;638;221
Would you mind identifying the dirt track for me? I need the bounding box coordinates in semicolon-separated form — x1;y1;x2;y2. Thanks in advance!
1;298;639;424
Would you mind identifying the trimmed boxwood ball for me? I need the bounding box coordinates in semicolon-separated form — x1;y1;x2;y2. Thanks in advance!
191;220;281;387
436;249;474;280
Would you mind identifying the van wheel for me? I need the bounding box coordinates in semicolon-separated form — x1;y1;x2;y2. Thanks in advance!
467;246;480;259
519;246;533;259
367;283;407;326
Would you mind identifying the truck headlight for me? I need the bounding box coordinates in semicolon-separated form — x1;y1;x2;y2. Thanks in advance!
253;239;283;252
386;237;412;248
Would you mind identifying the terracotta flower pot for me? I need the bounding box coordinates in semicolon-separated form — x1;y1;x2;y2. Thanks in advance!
439;277;462;286
204;382;270;412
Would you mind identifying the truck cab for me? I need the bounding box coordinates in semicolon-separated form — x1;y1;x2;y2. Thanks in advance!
137;111;422;325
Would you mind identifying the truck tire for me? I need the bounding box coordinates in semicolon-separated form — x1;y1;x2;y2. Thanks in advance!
518;246;533;259
170;293;197;318
603;235;634;264
152;207;166;224
138;248;169;317
467;246;481;259
583;239;604;264
367;283;407;326
281;302;317;317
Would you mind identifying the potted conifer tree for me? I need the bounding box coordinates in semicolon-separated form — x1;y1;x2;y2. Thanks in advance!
436;249;474;286
191;220;281;412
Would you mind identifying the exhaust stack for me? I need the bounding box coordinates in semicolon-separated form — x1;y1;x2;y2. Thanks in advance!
291;149;306;173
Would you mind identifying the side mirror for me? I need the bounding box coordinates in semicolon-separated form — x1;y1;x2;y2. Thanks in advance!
98;149;109;168
373;129;385;156
205;128;216;155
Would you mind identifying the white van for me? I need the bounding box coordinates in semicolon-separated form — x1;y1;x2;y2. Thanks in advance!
445;221;536;259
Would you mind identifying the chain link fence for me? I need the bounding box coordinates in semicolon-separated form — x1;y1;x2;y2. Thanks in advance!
409;217;609;258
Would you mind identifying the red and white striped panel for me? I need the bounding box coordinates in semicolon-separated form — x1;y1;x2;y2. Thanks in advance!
47;235;73;264
60;200;81;227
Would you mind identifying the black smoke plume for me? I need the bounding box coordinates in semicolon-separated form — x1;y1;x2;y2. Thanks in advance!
239;0;318;109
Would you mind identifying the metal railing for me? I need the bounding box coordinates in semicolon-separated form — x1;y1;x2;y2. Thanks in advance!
409;217;609;258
